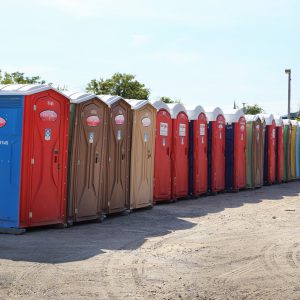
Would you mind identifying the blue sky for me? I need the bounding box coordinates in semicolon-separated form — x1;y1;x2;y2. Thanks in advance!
0;0;299;114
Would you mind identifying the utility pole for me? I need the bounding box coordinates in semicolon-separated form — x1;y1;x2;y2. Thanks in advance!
285;69;291;119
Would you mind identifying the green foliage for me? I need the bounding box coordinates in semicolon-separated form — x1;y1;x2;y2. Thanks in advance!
86;73;150;99
160;96;181;104
243;104;264;115
0;69;46;84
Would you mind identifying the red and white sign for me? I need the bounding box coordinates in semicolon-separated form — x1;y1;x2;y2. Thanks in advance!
40;110;58;122
142;117;151;127
86;116;100;127
0;117;6;128
115;114;125;125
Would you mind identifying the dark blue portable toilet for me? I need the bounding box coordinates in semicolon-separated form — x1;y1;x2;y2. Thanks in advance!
225;122;234;191
186;105;208;197
0;87;24;231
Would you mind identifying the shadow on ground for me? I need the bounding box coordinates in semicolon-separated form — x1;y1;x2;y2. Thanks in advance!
0;182;299;264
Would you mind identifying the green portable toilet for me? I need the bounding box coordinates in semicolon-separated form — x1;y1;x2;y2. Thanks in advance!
283;119;292;182
290;120;297;180
245;115;264;188
259;116;266;186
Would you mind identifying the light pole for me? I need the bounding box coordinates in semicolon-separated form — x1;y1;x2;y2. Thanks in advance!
285;69;291;119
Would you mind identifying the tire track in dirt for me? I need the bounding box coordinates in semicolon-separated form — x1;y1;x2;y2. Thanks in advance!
286;243;300;269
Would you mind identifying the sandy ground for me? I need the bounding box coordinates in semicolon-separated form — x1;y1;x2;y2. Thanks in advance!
0;182;300;300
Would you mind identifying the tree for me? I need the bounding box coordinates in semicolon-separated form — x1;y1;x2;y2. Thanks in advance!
243;104;264;115
86;73;150;99
160;96;181;104
0;69;46;84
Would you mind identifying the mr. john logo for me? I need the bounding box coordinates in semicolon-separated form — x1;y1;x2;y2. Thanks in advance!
0;117;6;128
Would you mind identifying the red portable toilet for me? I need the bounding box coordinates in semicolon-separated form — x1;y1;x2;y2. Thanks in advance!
224;109;246;191
258;114;276;185
167;103;189;200
204;107;226;194
186;105;208;197
151;100;172;202
0;84;70;231
274;115;284;183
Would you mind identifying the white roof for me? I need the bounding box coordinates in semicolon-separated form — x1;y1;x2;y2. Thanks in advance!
283;119;291;126
257;114;274;125
150;100;171;113
185;105;206;120
0;84;61;96
98;95;124;106
223;109;244;124
245;114;259;122
126;99;152;110
63;91;107;104
166;103;188;119
274;115;283;127
291;120;298;126
203;106;224;122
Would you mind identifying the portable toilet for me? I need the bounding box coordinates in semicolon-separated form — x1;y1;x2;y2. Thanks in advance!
297;121;300;179
258;114;276;185
274;115;284;183
259;116;266;186
204;107;226;194
167;103;189;200
99;95;132;214
224;109;246;192
65;92;108;224
290;120;297;180
186;105;208;197
151;100;172;202
0;84;70;233
245;115;263;188
126;100;156;209
283;119;292;182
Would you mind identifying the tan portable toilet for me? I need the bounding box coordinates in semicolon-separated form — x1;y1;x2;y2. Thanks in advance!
66;92;108;223
99;95;132;214
127;100;156;209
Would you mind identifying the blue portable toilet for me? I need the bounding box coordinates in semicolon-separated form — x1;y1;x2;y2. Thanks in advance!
0;87;24;232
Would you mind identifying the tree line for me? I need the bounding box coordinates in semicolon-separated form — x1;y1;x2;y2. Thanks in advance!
0;69;263;112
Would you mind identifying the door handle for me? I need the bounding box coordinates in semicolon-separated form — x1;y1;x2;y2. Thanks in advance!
95;153;100;164
148;150;151;159
54;149;59;168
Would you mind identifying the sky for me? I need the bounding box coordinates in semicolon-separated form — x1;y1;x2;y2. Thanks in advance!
0;0;299;115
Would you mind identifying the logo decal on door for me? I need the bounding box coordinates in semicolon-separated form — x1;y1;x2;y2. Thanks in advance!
45;128;51;141
0;117;6;128
142;117;151;127
115;115;125;125
160;123;168;136
179;124;186;137
200;124;205;136
86;116;100;127
40;110;58;122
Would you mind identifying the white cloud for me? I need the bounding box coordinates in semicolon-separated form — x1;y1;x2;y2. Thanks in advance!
130;34;149;47
146;51;201;64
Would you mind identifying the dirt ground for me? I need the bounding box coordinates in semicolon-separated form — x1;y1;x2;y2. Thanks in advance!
0;182;300;300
